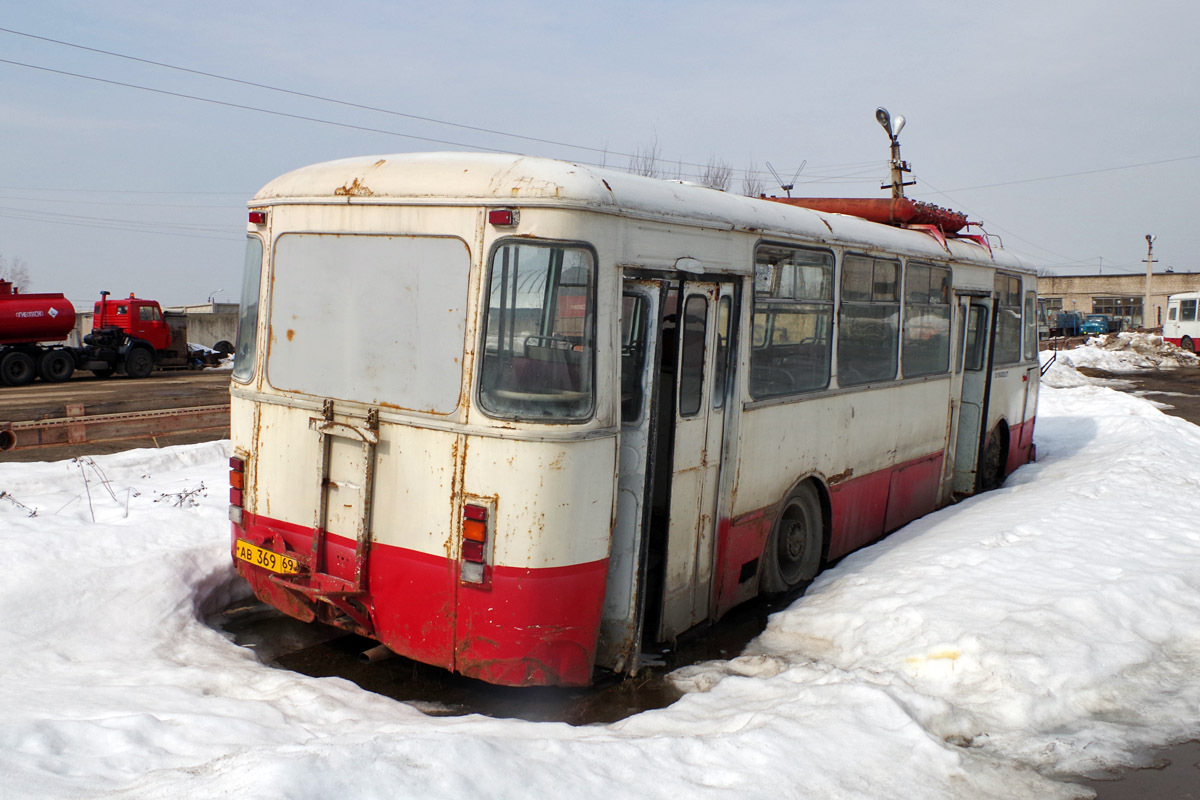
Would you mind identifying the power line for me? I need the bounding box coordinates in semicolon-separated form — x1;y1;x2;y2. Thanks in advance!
933;154;1200;193
0;26;886;184
0;57;525;154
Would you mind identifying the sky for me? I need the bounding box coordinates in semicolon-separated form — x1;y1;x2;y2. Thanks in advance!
3;340;1200;798
1;1;1199;305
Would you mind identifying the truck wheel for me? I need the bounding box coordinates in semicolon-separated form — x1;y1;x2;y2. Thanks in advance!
213;340;234;355
0;351;36;386
38;350;75;383
125;348;154;379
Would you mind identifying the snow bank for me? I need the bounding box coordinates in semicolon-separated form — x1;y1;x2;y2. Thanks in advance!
3;384;1200;799
1049;332;1200;374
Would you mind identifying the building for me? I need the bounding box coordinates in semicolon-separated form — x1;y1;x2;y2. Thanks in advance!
1037;271;1200;329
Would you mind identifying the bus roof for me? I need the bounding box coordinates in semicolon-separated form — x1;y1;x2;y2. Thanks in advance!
254;152;1029;271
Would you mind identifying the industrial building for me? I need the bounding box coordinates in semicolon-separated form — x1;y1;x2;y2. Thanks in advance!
1037;271;1200;330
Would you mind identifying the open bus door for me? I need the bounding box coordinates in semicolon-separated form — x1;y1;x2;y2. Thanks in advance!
600;276;736;673
655;281;736;641
951;294;996;495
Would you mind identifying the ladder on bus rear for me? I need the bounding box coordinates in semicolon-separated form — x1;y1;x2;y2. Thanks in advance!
270;400;379;636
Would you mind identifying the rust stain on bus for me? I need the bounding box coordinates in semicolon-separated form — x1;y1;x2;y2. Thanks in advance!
335;178;374;197
826;468;854;485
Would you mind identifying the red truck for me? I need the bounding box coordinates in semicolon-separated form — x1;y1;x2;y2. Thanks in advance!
0;281;193;386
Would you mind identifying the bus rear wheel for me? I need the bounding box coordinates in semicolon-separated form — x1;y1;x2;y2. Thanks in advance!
1182;336;1195;353
761;482;823;593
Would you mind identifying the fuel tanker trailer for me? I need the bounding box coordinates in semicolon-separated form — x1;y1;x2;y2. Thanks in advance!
0;279;77;386
0;281;191;386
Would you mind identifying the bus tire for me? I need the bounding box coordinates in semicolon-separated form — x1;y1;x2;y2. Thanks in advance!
125;348;154;379
38;349;74;383
0;351;36;386
761;482;823;593
1183;336;1195;353
979;424;1008;492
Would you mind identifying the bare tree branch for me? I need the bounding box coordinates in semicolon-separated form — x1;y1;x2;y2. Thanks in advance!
742;161;765;197
701;157;733;191
0;254;31;290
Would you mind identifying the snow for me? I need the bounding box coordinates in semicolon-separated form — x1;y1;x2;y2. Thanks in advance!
1045;332;1200;377
4;378;1200;799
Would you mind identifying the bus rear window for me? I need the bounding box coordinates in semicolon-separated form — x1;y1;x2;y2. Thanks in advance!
266;233;471;412
478;242;595;421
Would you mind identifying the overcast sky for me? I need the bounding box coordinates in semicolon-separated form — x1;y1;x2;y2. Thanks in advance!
2;1;1198;305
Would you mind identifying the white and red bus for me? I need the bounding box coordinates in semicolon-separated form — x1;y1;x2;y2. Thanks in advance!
1163;292;1200;352
228;153;1039;687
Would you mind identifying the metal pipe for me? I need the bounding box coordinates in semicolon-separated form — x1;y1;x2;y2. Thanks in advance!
359;644;395;664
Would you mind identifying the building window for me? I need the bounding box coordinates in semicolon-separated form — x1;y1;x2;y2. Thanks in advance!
1092;297;1141;328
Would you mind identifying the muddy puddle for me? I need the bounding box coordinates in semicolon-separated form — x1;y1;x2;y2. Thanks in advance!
213;592;790;725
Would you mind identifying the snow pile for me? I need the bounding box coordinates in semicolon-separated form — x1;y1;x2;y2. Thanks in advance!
1055;332;1200;372
3;385;1200;799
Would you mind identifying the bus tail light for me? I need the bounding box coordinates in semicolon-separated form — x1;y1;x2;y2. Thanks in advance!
461;503;491;585
229;455;245;525
488;208;519;227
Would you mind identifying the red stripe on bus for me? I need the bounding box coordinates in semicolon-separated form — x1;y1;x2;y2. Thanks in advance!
232;512;607;686
714;451;947;616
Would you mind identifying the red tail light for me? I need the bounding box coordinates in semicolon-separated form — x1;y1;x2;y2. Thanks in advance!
461;503;491;585
488;208;519;227
229;456;246;524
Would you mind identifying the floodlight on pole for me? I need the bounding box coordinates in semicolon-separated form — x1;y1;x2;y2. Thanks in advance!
876;107;914;199
1143;234;1157;331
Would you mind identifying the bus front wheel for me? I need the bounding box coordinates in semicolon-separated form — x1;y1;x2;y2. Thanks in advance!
1182;336;1195;353
761;482;823;593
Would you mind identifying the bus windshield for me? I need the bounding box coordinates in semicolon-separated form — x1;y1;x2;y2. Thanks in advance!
478;242;595;421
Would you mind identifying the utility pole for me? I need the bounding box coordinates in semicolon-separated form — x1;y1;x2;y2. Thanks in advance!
876;108;915;200
1143;235;1157;330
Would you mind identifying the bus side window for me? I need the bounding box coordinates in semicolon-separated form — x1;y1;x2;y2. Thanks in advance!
620;293;648;423
965;306;988;371
838;254;900;386
955;304;967;374
678;295;708;417
713;296;731;409
1023;290;1037;362
902;262;952;377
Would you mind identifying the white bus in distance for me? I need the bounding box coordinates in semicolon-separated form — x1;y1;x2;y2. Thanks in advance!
227;152;1040;687
1163;292;1200;352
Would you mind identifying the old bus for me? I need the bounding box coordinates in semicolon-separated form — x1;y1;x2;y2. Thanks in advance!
228;153;1039;687
1163;292;1200;352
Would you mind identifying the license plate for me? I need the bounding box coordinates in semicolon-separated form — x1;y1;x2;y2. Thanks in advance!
235;540;300;574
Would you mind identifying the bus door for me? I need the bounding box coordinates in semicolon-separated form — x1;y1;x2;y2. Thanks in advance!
656;280;735;641
600;279;665;673
951;295;995;495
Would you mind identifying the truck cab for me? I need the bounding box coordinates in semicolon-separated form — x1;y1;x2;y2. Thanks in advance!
1080;314;1112;336
94;294;172;350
